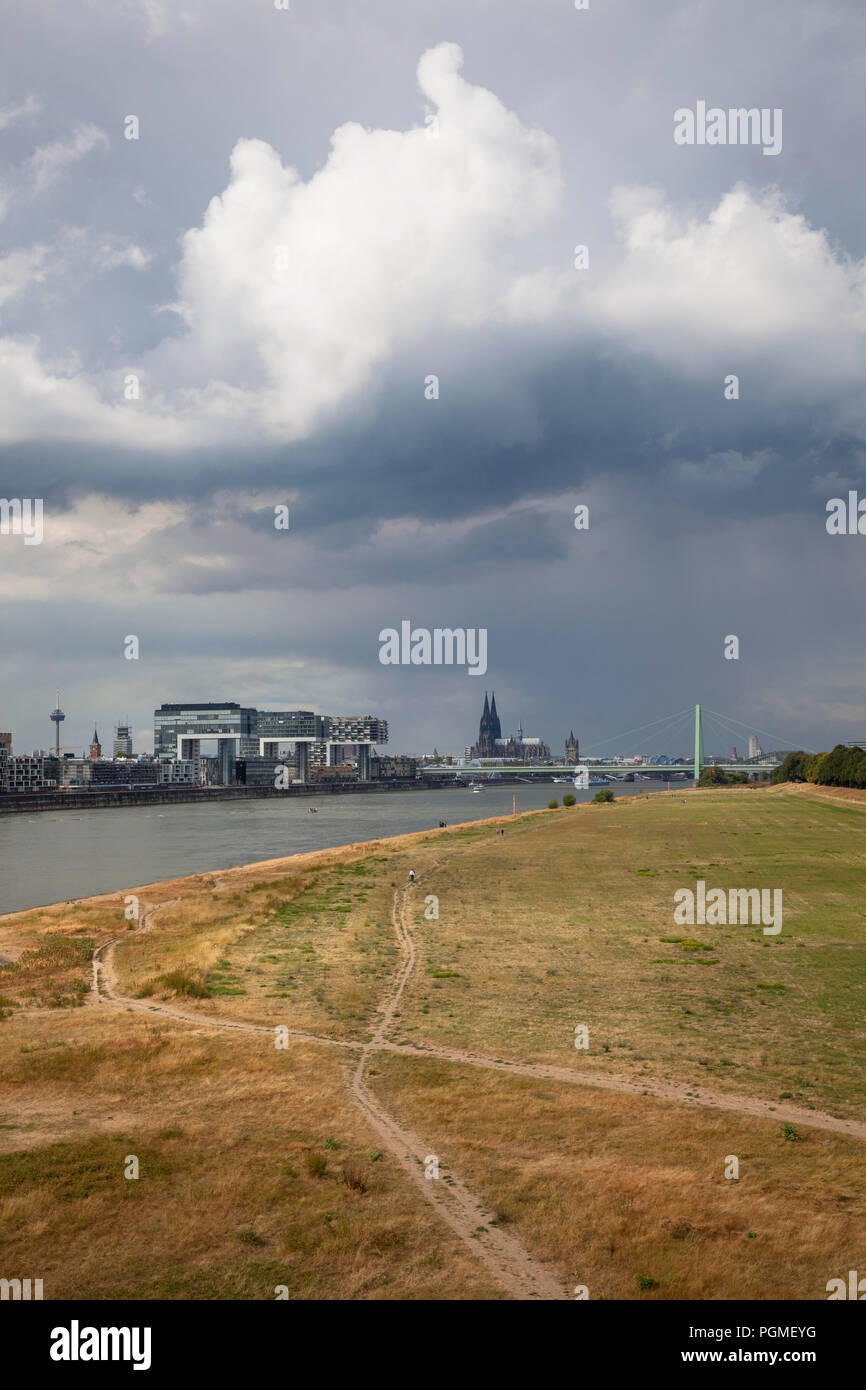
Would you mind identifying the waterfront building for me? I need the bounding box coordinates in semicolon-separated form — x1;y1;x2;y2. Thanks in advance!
310;763;358;783
7;755;58;792
155;702;388;785
157;758;200;786
0;732;10;792
58;758;92;786
235;754;294;787
89;761;159;787
89;726;102;760
371;754;417;780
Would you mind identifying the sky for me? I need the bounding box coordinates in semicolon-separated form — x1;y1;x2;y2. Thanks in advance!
1;0;865;759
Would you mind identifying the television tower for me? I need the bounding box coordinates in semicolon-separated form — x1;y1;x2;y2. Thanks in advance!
50;689;65;758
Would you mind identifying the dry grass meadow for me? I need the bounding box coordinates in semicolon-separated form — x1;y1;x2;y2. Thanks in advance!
1;784;863;1299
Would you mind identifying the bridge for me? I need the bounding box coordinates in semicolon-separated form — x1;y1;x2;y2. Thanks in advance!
419;704;807;783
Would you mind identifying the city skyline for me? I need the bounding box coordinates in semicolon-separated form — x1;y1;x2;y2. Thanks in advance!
2;2;865;761
0;684;791;765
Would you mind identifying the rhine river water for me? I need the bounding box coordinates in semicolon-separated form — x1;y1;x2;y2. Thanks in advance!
0;779;687;915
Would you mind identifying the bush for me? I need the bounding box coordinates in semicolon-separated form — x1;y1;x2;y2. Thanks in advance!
341;1163;368;1193
562;792;576;806
141;969;210;999
699;766;748;786
305;1152;327;1178
591;789;615;804
548;798;559;809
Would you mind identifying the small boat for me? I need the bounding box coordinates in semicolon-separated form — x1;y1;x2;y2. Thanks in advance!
308;807;318;813
471;785;484;793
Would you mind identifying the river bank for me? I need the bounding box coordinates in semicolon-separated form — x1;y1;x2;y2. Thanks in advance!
0;779;685;915
0;778;424;815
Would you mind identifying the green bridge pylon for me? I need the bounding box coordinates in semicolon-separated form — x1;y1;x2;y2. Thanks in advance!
693;703;704;783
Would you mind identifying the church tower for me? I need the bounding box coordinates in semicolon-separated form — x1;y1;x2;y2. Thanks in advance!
90;726;102;760
475;692;499;757
565;729;579;762
489;692;502;742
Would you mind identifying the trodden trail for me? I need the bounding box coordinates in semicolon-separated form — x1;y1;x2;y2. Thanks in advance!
351;879;566;1300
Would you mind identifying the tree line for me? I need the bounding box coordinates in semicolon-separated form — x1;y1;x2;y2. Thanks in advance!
772;746;866;788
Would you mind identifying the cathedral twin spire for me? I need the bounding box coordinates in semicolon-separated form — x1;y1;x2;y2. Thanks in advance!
476;691;501;755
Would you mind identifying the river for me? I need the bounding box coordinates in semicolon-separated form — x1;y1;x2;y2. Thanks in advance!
0;778;687;914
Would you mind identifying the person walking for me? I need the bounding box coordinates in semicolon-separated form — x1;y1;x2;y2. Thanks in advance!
409;869;415;883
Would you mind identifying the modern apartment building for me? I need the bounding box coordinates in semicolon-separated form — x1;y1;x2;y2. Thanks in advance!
157;758;200;785
89;760;160;786
7;755;58;792
371;754;417;780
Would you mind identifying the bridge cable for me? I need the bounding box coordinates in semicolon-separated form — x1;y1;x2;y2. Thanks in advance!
703;707;815;756
581;706;693;755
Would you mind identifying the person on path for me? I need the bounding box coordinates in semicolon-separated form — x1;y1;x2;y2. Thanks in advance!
409;869;415;882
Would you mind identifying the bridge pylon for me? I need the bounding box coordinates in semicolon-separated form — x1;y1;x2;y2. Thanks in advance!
694;703;704;784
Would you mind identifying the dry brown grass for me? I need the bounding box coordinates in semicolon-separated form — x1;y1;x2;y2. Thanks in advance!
371;1050;865;1300
0;1007;502;1299
391;790;866;1118
1;787;863;1300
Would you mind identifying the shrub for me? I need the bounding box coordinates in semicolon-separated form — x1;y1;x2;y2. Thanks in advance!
562;793;576;806
341;1163;368;1193
592;789;615;804
141;969;210;999
548;798;559;809
305;1152;327;1178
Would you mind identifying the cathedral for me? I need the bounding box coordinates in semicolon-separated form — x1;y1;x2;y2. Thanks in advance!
471;693;552;762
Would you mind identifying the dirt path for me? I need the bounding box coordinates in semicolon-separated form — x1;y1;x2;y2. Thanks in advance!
351;878;566;1300
372;1040;866;1141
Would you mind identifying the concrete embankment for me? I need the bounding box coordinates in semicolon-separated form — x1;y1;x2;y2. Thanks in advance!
0;779;429;815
